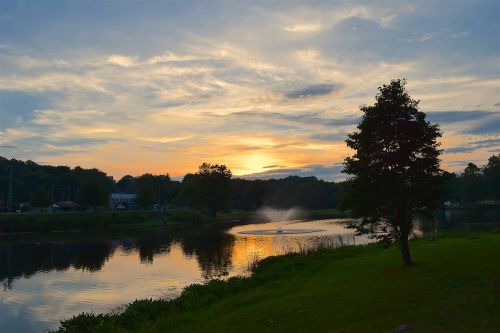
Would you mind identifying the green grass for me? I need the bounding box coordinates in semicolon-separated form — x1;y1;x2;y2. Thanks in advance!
0;209;348;233
53;230;500;333
0;209;211;233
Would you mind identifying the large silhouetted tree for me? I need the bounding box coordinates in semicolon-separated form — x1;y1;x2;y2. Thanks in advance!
181;163;232;216
342;79;442;266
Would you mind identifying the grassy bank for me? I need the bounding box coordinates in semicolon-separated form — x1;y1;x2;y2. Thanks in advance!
0;209;350;233
0;210;211;233
54;230;500;333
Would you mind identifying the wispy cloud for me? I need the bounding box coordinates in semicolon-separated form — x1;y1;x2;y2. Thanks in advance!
107;55;137;67
0;0;498;178
283;23;323;33
284;84;338;99
426;111;497;124
466;117;500;135
445;138;500;154
138;135;193;143
242;164;345;181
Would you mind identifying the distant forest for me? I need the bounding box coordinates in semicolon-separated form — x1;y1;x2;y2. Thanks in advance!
0;154;499;212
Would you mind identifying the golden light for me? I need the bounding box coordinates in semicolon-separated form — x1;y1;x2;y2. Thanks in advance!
233;152;280;175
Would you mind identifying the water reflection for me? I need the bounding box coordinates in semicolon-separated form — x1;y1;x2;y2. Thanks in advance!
1;225;238;291
0;210;498;333
1;240;117;290
1;219;360;332
177;225;235;279
228;219;369;266
0;224;239;333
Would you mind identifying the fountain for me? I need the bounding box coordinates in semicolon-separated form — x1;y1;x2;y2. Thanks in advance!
237;207;324;235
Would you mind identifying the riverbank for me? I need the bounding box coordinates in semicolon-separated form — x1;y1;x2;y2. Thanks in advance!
0;210;211;233
53;230;500;333
0;209;350;234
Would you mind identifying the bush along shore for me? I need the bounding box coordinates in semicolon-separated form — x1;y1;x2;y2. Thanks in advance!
0;209;350;234
52;230;500;333
0;210;212;233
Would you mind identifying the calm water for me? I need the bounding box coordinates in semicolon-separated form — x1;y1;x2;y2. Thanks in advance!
1;219;365;333
1;210;499;333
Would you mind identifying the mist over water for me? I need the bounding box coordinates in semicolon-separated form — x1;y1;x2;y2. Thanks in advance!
257;207;302;231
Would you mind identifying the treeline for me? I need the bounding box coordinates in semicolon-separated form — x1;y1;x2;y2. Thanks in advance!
116;174;181;208
113;165;344;212
0;158;344;212
442;155;500;205
1;154;498;213
232;177;343;210
0;157;113;210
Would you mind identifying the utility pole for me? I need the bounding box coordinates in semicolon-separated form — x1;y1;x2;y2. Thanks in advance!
7;165;13;212
158;184;161;207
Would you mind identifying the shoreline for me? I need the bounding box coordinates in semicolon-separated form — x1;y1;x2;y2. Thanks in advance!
50;229;500;333
0;209;351;234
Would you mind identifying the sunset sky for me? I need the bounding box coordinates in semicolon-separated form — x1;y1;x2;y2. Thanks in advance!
0;0;499;181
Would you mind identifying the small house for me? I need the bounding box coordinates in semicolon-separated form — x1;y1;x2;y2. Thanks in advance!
110;193;137;210
49;201;80;212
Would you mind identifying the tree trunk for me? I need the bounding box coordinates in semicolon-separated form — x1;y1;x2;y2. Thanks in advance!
400;232;413;266
397;206;413;266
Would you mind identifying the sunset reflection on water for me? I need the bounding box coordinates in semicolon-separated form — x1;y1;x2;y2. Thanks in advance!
0;219;361;333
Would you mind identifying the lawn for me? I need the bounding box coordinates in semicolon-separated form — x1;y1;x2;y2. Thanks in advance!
54;230;500;333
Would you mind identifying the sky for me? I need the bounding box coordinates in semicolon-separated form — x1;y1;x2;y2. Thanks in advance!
0;0;499;181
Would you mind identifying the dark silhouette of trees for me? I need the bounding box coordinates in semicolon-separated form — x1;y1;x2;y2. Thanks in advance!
30;186;52;208
78;179;110;208
231;176;343;210
3;151;496;216
116;175;136;193
75;167;114;208
439;154;500;205
181;163;232;216
444;154;500;206
459;163;483;204
483;155;500;201
440;171;459;203
116;173;181;209
0;157;112;210
136;186;156;209
342;79;442;266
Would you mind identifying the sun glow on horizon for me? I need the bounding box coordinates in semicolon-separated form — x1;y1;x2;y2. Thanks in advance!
0;1;498;180
232;152;282;176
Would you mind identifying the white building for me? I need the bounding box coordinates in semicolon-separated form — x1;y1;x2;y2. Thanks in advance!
110;193;137;209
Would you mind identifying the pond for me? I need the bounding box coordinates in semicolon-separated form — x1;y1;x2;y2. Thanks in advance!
1;209;498;332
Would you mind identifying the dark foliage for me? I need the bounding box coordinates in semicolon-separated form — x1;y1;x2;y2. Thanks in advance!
30;186;52;208
1;156;347;213
441;154;500;204
0;157;113;210
342;79;442;266
482;155;500;201
78;180;110;208
115;174;181;209
180;163;233;216
231;176;343;210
